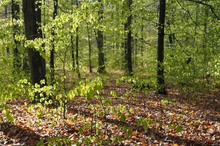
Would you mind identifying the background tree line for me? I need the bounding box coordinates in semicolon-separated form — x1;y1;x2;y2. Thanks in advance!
0;0;220;94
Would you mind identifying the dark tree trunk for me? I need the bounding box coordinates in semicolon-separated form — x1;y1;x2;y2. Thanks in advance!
124;0;133;76
12;0;21;69
75;0;81;78
141;20;144;66
97;30;105;74
97;0;105;74
5;5;7;18
71;35;75;70
71;0;75;70
157;0;167;94
22;0;46;85
76;26;81;78
50;0;58;84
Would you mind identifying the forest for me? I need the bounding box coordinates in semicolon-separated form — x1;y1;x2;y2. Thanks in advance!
0;0;219;145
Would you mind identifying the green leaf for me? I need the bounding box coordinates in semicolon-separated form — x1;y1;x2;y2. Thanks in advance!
118;112;126;122
110;91;117;97
143;122;148;130
72;114;78;122
104;99;111;106
79;127;84;134
68;90;75;100
161;98;169;105
168;123;175;129
129;108;135;114
176;125;182;133
125;127;132;138
37;140;44;146
3;109;14;122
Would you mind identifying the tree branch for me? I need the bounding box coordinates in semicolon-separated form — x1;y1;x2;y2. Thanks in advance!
177;0;203;31
186;0;220;20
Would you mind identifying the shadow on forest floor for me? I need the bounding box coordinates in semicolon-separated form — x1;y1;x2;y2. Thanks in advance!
0;122;44;146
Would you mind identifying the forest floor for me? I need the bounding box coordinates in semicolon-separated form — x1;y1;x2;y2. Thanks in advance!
0;79;220;146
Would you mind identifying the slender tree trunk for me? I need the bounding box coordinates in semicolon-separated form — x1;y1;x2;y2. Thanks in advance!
71;35;75;70
75;0;81;78
85;1;92;73
157;0;167;94
4;5;10;54
50;0;58;84
71;0;75;70
75;26;81;78
5;5;7;19
12;0;21;69
124;0;133;76
87;21;92;73
203;7;209;83
141;19;144;66
97;0;105;74
22;0;46;85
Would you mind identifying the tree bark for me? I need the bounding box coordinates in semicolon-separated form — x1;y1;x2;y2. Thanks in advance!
97;0;105;74
87;24;92;73
76;26;81;78
22;0;46;85
86;9;92;73
75;0;81;78
157;0;167;94
5;5;10;54
12;0;21;69
50;0;58;84
141;19;144;66
71;0;75;70
124;0;133;76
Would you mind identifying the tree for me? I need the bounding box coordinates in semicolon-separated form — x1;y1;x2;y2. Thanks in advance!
4;3;10;54
186;0;220;20
50;0;58;84
75;0;81;79
157;0;167;94
86;10;93;73
124;0;133;76
22;0;46;85
71;0;75;71
12;0;21;70
96;0;106;74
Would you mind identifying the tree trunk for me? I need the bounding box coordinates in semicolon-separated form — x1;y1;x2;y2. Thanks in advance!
22;0;46;85
76;26;81;78
157;0;167;94
12;0;21;69
75;0;81;78
141;19;144;66
85;7;92;73
71;0;75;71
203;7;209;83
50;0;58;84
71;35;75;70
4;5;10;54
87;22;92;73
97;0;105;74
124;0;133;76
5;5;7;19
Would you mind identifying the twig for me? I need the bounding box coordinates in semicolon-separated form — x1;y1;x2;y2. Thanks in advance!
186;0;220;20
